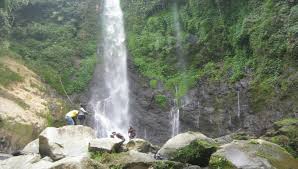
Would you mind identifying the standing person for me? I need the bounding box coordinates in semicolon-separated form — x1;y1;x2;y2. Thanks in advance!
78;104;89;125
128;126;136;139
65;110;79;125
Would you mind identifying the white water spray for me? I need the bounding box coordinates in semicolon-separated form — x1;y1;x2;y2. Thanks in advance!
170;87;180;137
92;0;129;137
237;90;241;118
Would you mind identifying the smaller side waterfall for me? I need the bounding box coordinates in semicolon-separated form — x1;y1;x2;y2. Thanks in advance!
237;90;241;118
170;87;191;137
170;97;180;137
169;3;189;137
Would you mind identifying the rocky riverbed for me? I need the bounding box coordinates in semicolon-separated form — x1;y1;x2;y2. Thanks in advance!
1;125;297;169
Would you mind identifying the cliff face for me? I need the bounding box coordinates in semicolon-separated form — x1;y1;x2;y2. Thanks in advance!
0;57;68;153
123;0;298;144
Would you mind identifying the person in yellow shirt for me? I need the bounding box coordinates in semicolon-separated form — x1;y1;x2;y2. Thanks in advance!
65;110;79;125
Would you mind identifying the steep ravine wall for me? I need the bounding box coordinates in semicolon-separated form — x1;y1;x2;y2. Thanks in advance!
123;0;298;144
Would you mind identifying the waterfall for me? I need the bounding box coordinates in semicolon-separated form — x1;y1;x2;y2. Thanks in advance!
169;3;188;137
173;3;185;70
170;88;180;137
91;0;129;137
170;91;190;137
237;90;241;118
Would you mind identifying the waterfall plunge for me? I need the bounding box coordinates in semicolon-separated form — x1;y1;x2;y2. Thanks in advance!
170;3;188;137
91;0;129;137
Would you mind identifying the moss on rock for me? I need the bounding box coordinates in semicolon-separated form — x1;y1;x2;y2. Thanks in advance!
211;139;298;169
171;140;217;166
209;155;236;169
264;118;298;158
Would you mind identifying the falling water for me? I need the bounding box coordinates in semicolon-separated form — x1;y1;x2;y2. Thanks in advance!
170;87;191;137
173;3;185;69
170;89;180;137
237;90;241;118
144;128;148;140
91;0;129;137
197;101;201;128
169;3;187;137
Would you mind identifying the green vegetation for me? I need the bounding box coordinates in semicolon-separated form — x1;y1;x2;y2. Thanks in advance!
0;0;99;94
45;112;54;127
0;63;23;87
149;79;158;89
172;140;217;166
154;94;167;107
274;118;298;129
152;161;182;169
231;132;251;140
91;151;126;166
254;141;298;169
209;155;236;169
264;118;298;158
90;151;105;161
122;0;298;109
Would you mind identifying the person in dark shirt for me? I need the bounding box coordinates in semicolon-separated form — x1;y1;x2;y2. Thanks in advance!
128;126;136;139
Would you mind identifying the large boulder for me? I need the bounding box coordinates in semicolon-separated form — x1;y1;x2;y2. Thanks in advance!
23;139;39;154
157;132;217;166
89;138;124;153
45;156;105;169
126;138;158;153
0;154;42;169
0;154;105;169
209;139;298;169
93;150;184;169
39;126;96;161
262;118;298;158
0;153;11;160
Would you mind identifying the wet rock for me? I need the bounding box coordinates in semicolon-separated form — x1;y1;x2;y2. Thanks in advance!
45;156;105;169
262;118;298;158
97;150;155;169
214;135;234;145
158;132;217;166
209;139;298;169
0;155;105;169
97;150;185;169
126;138;158;153
39;126;96;161
0;153;11;161
89;138;124;153
23;139;39;154
0;154;42;169
183;165;202;169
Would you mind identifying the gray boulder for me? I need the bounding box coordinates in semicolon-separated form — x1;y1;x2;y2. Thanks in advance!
23;139;39;154
126;138;158;153
39;125;96;161
209;139;298;169
89;138;124;153
214;135;234;145
0;154;105;169
183;165;202;169
0;153;11;161
157;131;217;166
46;156;105;169
0;154;42;169
96;150;184;169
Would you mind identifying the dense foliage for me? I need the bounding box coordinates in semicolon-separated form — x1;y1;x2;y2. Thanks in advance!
122;0;298;108
0;0;99;94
